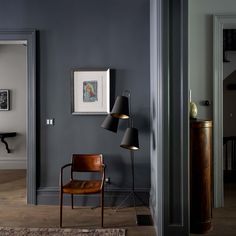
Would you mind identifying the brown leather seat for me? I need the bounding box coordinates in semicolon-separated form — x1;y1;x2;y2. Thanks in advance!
59;154;105;227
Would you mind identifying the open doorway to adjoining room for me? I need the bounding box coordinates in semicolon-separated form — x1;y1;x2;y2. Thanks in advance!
0;30;36;205
0;42;27;205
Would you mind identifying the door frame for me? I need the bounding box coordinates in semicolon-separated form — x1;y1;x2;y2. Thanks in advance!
213;15;236;207
0;29;36;204
150;0;189;235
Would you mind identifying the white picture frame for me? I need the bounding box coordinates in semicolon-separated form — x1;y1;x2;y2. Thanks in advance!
71;68;110;115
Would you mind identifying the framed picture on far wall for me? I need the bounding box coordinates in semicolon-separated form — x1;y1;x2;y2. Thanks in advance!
71;68;110;115
0;89;10;111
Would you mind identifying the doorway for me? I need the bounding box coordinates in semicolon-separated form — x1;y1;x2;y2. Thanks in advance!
223;29;236;184
213;15;236;207
0;42;27;204
222;30;236;216
0;30;36;204
0;43;27;168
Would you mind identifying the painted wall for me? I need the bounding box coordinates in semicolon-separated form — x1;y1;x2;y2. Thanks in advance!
189;0;236;119
0;44;27;169
0;0;150;203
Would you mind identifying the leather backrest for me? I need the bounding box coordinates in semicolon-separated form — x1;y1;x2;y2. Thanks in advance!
72;154;103;172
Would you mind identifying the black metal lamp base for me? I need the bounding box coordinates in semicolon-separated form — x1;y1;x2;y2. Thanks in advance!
136;214;153;226
114;191;146;211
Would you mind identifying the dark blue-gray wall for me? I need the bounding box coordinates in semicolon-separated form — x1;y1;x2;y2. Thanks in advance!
0;0;191;235
0;0;150;204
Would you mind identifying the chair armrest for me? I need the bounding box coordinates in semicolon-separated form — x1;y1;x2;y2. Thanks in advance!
101;164;106;186
60;163;72;187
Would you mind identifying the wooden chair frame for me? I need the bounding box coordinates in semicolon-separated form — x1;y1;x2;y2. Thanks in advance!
59;154;105;227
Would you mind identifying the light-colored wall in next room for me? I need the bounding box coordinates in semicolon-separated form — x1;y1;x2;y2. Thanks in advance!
0;44;27;169
189;0;236;119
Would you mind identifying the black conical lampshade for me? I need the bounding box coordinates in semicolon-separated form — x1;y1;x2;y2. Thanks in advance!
120;127;139;150
101;114;119;133
111;96;129;119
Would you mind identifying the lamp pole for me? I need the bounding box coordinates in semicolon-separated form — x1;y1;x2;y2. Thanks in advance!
115;90;146;211
101;89;147;222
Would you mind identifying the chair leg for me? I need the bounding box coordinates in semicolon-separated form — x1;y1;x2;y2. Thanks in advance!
60;190;63;228
71;194;74;209
101;187;104;227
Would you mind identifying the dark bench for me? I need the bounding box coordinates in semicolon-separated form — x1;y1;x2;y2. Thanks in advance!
0;132;17;153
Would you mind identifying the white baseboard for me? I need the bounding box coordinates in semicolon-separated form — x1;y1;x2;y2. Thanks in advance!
0;158;26;169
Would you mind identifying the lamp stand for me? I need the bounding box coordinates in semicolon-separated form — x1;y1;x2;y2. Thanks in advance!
102;90;152;225
114;150;146;212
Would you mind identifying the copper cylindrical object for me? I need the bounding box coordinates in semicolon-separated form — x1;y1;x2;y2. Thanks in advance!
190;120;213;234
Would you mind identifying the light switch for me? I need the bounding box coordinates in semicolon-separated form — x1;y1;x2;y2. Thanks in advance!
46;118;55;126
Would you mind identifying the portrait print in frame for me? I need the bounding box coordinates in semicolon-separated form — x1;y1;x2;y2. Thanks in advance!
71;69;110;115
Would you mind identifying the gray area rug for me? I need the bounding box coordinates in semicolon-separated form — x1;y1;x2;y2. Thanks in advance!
0;227;126;236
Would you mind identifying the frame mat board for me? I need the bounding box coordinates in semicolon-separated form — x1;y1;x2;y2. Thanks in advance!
0;227;126;236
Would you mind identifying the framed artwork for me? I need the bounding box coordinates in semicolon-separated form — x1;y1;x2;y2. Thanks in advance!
0;89;10;111
71;68;110;115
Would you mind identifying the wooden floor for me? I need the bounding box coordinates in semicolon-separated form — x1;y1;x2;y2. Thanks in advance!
0;170;156;236
191;183;236;236
2;170;236;236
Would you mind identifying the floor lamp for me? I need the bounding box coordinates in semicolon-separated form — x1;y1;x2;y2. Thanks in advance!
101;90;147;223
